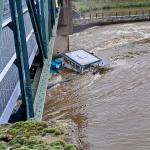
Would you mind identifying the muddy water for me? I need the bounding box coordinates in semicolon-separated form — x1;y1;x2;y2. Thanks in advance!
43;22;150;150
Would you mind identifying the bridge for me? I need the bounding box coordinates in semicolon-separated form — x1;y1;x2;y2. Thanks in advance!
1;0;149;125
0;0;72;124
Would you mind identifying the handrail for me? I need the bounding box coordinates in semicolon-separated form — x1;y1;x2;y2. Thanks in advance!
2;0;41;29
0;29;34;83
2;7;28;28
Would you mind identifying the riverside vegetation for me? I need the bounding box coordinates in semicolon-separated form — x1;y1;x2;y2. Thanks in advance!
72;0;150;13
0;121;78;150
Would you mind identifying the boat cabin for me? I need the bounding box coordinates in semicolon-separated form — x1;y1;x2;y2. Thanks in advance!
61;49;102;74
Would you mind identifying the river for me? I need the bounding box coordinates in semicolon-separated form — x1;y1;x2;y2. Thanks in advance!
43;21;150;150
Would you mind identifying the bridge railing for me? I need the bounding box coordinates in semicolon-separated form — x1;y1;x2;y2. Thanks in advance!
95;10;150;19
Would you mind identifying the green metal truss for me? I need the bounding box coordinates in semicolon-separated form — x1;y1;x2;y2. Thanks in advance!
6;0;61;121
34;7;60;121
9;0;34;119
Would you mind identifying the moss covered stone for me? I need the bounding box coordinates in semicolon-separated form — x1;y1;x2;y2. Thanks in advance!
42;128;62;136
0;141;7;150
64;144;78;150
49;140;66;148
6;121;48;138
43;128;56;134
54;129;62;136
0;121;78;150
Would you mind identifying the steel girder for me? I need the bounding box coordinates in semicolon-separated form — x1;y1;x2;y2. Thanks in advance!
9;0;34;119
34;8;60;120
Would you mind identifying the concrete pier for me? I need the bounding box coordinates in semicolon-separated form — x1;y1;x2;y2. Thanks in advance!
54;0;73;55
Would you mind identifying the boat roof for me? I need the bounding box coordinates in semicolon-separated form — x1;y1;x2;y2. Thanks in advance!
62;49;101;66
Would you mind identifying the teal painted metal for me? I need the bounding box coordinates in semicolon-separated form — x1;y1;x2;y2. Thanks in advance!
32;67;42;100
26;0;61;120
9;0;34;119
8;0;26;119
40;0;48;59
0;0;61;122
0;0;3;37
52;0;56;21
34;7;60;121
15;0;34;119
35;0;40;20
45;0;49;43
51;0;56;25
26;0;45;59
48;0;53;37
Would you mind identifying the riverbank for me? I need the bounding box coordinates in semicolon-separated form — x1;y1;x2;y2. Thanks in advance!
0;120;78;150
73;0;150;13
44;22;150;149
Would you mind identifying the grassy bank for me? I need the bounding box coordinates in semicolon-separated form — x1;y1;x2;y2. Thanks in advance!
0;121;78;150
73;0;150;13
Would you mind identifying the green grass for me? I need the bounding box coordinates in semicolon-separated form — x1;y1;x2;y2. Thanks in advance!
73;0;150;13
0;121;78;150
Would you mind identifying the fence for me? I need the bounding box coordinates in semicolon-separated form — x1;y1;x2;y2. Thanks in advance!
78;9;150;20
73;9;150;34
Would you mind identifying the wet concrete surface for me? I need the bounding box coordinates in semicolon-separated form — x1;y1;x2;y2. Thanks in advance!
43;22;150;150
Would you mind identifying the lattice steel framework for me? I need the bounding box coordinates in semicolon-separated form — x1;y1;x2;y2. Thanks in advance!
0;0;61;124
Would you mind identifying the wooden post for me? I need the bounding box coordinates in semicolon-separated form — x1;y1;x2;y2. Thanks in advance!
136;10;138;15
116;12;118;18
96;13;98;18
102;13;104;19
129;11;131;16
90;14;92;19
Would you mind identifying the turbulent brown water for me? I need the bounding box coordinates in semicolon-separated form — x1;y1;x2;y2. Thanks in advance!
43;22;150;150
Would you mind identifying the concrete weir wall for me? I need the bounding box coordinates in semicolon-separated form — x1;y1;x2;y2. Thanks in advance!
54;0;73;55
73;14;150;33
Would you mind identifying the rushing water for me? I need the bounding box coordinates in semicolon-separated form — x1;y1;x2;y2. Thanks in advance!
43;22;150;150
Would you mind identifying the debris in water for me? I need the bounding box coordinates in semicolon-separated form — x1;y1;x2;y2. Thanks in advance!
50;58;63;74
61;49;107;74
93;66;112;75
